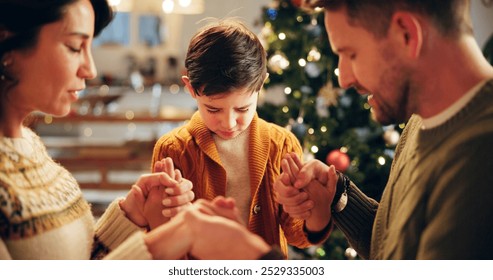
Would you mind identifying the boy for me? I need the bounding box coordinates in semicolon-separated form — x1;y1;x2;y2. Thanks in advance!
152;19;330;258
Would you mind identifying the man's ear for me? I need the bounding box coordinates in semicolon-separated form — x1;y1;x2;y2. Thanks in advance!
390;12;423;59
181;76;197;98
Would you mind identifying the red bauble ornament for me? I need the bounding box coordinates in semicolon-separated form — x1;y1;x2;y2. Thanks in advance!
291;0;302;7
326;149;350;172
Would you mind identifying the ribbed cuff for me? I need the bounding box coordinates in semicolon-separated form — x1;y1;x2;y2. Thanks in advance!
104;231;152;260
304;219;333;244
95;198;143;250
332;183;378;259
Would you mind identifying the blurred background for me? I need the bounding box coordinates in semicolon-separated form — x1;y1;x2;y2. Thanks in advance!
31;0;493;260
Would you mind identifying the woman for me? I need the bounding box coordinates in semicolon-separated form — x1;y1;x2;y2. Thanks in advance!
0;0;198;259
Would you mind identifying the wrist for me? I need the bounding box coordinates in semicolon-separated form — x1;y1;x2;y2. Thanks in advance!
118;198;130;218
118;198;149;229
304;219;332;243
305;215;331;233
144;216;190;259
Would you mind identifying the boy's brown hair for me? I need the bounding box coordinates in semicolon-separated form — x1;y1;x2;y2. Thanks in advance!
184;19;267;96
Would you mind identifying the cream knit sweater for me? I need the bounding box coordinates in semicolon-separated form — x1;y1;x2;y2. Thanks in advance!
0;127;151;259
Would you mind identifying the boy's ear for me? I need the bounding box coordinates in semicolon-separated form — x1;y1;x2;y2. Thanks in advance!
259;73;269;90
181;76;197;98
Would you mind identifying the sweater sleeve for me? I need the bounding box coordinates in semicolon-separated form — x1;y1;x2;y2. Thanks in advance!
103;231;152;260
332;182;378;259
91;198;146;259
0;238;12;260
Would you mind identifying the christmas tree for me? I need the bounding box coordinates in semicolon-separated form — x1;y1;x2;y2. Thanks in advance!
257;0;403;259
484;33;493;65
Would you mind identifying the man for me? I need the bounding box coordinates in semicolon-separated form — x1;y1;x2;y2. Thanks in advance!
274;0;493;259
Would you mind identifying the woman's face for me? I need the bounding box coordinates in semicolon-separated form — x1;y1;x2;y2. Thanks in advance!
8;0;96;117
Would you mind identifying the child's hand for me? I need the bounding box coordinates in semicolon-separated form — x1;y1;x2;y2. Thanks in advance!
276;153;337;232
145;158;194;229
119;172;192;229
274;153;313;220
153;158;177;178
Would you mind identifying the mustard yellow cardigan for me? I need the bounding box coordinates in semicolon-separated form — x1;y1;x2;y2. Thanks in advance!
152;112;329;257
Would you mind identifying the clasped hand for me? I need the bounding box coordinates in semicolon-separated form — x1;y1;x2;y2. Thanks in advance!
119;157;195;229
273;152;338;232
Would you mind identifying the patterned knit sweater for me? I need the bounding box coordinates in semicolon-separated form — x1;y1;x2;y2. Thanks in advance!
333;79;493;259
152;112;331;258
0;127;151;259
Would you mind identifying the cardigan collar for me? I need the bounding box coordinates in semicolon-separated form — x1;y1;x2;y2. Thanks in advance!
187;111;221;163
248;113;271;192
186;111;271;191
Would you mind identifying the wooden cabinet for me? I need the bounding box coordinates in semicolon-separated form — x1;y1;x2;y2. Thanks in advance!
31;112;192;190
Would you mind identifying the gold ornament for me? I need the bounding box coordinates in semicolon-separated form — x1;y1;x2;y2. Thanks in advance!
318;81;340;107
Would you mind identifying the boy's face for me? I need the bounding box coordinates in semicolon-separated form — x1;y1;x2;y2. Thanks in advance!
183;77;258;140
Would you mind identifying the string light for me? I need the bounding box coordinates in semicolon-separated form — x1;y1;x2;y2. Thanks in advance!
316;247;326;257
108;0;121;6
310;145;319;153
127;122;136;132
44;115;53;124
83;127;93;137
268;52;290;72
162;0;204;14
284;87;292;94
267;8;277;20
125;110;135;120
179;0;191;7
162;0;174;13
378;156;386;165
169;84;180;94
307;48;321;62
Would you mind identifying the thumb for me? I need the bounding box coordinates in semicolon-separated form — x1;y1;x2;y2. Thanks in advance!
327;165;338;200
132;184;146;204
136;172;177;193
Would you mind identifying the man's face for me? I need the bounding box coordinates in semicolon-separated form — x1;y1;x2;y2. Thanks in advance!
325;8;413;125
